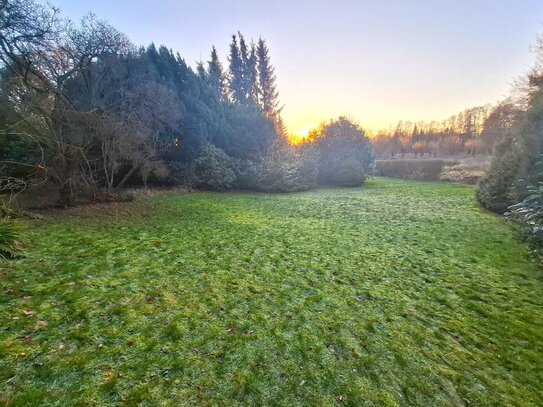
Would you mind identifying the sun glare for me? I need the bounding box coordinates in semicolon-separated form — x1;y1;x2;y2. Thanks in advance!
288;126;312;145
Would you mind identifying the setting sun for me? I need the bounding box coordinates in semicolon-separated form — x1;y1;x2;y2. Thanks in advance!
288;126;313;144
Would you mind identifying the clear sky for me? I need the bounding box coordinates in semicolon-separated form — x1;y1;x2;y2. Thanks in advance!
41;0;543;136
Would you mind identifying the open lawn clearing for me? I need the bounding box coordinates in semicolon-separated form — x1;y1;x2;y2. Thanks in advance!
1;178;542;406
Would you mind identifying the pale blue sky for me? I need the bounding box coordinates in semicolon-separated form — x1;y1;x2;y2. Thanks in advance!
42;0;543;135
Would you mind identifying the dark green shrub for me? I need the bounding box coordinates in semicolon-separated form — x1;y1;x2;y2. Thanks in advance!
256;145;317;192
506;155;543;256
476;134;521;212
315;117;375;187
233;144;317;192
193;143;236;191
232;159;259;190
320;155;366;187
0;220;21;259
508;183;543;244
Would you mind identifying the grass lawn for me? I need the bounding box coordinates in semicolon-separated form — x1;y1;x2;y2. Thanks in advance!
1;178;542;406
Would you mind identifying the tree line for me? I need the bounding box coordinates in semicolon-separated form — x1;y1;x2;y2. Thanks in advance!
0;0;292;207
0;0;376;210
370;103;516;158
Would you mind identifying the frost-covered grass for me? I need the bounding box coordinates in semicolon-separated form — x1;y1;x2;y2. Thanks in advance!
1;178;542;406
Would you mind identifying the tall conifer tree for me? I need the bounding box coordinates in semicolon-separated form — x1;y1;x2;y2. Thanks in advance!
238;33;249;101
228;34;244;104
207;45;226;100
256;38;279;118
229;33;263;106
196;61;206;80
247;42;259;104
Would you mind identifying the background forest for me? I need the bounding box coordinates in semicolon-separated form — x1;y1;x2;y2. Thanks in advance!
0;0;359;209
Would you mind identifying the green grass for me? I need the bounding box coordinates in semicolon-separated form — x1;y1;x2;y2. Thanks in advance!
1;178;542;406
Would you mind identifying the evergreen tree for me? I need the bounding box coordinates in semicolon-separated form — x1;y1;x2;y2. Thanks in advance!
228;34;244;104
207;45;226;100
0;1;285;198
247;42;259;103
146;42;159;66
315;117;375;187
238;32;250;103
196;61;206;80
229;32;259;106
256;38;279;118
